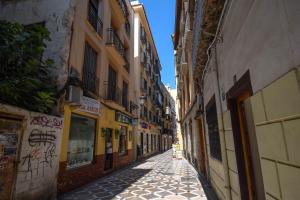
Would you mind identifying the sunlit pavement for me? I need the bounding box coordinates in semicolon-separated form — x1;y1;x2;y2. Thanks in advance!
59;150;211;200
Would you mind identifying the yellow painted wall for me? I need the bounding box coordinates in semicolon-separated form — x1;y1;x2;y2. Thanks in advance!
60;104;133;162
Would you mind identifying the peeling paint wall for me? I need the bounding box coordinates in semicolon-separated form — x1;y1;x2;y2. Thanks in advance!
0;104;63;200
0;0;76;90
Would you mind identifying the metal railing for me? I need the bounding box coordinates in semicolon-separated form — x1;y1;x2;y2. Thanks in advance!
123;56;130;72
117;0;129;18
125;21;130;37
104;82;129;110
106;28;125;57
88;2;103;37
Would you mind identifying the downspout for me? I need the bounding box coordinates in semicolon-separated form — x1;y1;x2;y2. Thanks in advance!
200;0;232;199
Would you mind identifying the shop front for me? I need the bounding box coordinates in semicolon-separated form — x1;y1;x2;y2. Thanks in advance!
58;97;134;193
137;121;160;159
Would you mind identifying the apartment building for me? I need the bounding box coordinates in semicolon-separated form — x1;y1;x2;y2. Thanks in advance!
0;0;137;195
58;0;136;193
161;84;177;151
131;1;164;159
167;87;183;151
174;0;300;200
173;0;204;170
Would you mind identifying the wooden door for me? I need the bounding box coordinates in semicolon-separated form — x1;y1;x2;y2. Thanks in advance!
236;91;255;200
0;117;22;200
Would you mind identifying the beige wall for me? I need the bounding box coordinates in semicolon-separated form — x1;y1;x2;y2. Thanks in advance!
249;68;300;200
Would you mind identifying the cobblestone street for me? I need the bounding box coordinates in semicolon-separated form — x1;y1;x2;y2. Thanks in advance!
59;151;212;200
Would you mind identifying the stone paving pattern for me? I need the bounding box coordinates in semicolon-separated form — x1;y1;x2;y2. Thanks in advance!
59;151;210;200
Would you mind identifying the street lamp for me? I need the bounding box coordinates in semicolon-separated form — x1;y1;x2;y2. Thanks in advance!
139;95;146;106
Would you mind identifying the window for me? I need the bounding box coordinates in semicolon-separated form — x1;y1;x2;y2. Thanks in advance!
144;107;148;121
88;0;103;36
119;126;128;156
149;111;152;122
143;79;147;93
107;66;117;100
67;114;96;168
83;43;97;94
140;105;144;118
206;96;222;161
122;81;128;109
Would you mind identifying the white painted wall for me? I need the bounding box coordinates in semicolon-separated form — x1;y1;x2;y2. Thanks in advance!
0;104;63;200
0;0;75;89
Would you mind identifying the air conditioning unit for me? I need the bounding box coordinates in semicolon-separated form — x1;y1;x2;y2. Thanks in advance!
67;85;82;105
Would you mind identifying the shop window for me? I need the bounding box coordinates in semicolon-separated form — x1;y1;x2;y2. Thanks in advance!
119;126;128;156
206;96;222;161
67;114;96;168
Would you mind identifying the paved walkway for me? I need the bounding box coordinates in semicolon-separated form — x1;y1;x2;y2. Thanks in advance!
59;150;209;200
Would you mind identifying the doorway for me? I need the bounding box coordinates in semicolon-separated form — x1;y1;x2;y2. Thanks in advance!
140;132;143;156
197;118;207;177
227;71;257;200
0;117;22;200
104;129;113;170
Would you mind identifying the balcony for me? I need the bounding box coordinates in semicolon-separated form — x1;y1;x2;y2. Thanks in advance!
110;0;129;28
104;83;129;111
106;28;126;66
87;1;103;38
123;56;130;73
125;21;130;37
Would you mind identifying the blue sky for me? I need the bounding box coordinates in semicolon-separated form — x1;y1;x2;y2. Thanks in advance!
140;0;176;89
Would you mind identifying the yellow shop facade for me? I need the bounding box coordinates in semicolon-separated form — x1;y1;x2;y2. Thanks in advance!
58;98;134;192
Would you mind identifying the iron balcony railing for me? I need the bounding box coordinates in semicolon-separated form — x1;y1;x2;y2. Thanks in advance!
123;56;130;73
106;28;125;57
125;21;130;37
104;82;129;110
88;2;103;37
117;0;129;18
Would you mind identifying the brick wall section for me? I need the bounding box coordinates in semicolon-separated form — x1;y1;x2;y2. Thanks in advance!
58;150;134;194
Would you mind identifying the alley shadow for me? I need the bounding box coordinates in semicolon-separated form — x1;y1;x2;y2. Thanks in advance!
197;173;219;200
58;162;153;200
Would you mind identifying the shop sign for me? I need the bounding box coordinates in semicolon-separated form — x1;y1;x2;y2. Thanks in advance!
140;122;148;129
115;111;132;124
132;119;138;125
80;96;101;115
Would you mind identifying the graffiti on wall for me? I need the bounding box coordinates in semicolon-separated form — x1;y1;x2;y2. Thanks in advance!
30;115;63;129
19;115;63;180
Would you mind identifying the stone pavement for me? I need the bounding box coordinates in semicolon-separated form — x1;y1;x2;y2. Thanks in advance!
59;150;212;200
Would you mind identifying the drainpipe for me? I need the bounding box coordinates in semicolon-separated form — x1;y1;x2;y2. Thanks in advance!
200;0;232;199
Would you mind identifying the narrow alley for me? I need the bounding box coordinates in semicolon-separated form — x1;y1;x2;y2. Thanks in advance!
59;150;214;200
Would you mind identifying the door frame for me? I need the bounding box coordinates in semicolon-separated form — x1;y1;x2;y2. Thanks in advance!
0;113;24;200
227;71;256;199
104;128;113;170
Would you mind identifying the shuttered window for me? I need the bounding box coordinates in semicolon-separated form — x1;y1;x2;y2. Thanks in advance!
83;43;97;93
206;96;222;161
107;66;117;100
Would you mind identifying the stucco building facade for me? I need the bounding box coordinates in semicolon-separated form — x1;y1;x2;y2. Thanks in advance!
131;1;164;159
174;0;300;200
